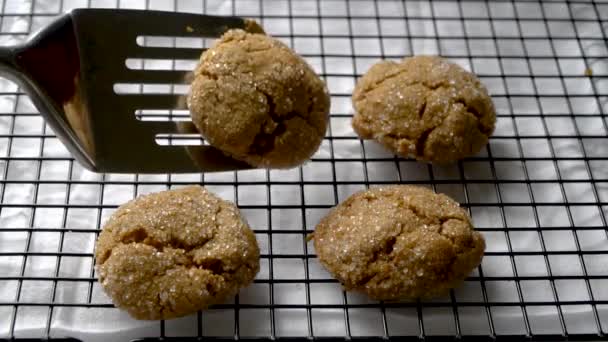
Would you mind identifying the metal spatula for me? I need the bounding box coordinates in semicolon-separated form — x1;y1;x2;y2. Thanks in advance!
0;9;254;173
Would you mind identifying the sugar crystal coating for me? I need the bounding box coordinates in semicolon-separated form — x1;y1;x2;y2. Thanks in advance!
312;185;485;300
352;56;496;163
95;186;259;320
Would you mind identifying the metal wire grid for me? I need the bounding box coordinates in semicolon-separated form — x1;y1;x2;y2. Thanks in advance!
0;0;607;340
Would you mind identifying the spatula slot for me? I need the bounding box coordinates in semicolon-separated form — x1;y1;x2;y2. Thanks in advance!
126;46;204;60
135;109;190;122
113;83;189;95
125;58;197;71
136;36;215;49
118;94;186;110
155;134;205;146
119;69;192;84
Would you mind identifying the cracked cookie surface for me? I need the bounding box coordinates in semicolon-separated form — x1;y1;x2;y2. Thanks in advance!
312;185;485;301
95;186;259;320
188;29;330;168
352;56;496;164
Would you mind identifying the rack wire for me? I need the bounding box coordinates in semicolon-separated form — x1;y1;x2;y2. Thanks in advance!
0;0;607;340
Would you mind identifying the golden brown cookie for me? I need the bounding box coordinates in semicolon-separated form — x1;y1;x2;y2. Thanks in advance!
352;56;496;163
95;186;259;320
188;29;330;168
312;185;485;301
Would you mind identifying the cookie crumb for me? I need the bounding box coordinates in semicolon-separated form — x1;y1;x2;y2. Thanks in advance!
244;19;265;34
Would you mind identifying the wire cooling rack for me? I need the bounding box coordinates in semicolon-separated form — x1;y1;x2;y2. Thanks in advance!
1;0;608;341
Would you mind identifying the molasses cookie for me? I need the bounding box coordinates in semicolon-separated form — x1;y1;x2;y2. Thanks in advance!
352;56;495;163
188;29;330;168
95;186;259;320
313;185;485;300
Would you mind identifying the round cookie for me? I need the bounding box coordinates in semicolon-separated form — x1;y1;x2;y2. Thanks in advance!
352;56;496;164
188;29;330;168
312;185;485;301
95;186;259;320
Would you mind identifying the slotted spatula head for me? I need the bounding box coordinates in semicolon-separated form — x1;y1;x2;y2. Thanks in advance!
1;9;256;173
